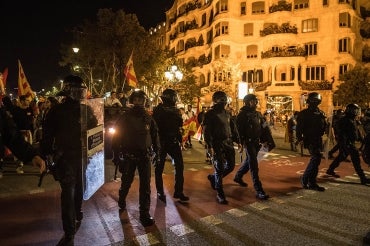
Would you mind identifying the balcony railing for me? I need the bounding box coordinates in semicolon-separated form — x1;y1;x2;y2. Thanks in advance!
269;1;292;13
261;46;306;58
299;80;333;90
260;22;298;37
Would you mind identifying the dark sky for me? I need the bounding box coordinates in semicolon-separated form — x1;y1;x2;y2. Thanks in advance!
0;0;173;92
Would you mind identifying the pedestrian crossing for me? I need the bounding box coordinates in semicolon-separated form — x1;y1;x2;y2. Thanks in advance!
123;179;370;246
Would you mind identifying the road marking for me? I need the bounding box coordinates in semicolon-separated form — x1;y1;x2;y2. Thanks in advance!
134;233;160;245
249;202;269;210
188;168;198;171
270;197;285;204
200;215;223;225
226;208;248;217
170;224;194;237
344;176;360;181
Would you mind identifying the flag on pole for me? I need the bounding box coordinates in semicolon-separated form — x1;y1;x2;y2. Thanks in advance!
123;52;138;88
18;60;35;98
0;67;7;95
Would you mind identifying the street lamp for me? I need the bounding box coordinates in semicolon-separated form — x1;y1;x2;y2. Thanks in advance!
164;65;183;83
72;47;79;53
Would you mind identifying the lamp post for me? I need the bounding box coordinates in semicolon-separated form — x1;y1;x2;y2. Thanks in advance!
164;65;183;83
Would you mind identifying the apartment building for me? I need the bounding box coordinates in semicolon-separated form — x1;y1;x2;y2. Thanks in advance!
162;0;363;114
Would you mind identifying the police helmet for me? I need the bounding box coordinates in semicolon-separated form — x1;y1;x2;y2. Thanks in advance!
57;75;87;100
212;91;228;105
161;88;178;106
344;103;360;117
306;92;322;105
129;90;147;107
243;94;258;105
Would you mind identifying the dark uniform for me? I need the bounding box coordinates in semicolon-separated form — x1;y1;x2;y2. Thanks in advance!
326;104;370;185
204;91;237;204
287;111;298;151
234;94;275;200
152;89;189;203
41;75;98;246
112;90;160;227
328;109;344;158
296;92;327;191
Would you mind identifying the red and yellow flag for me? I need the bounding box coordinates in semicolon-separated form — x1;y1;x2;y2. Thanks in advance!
0;67;7;95
18;60;35;98
123;52;138;88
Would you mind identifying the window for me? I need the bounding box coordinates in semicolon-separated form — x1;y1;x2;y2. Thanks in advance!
338;0;350;4
220;0;228;12
176;40;184;53
246;45;258;58
272;46;280;52
207;30;213;44
202;13;207;26
178;21;185;33
339;37;350;53
339;64;350;75
306;66;325;81
294;0;309;9
252;1;265;14
245;69;263;82
244;23;253;36
323;0;328;6
241;2;246;15
215;22;229;37
214;69;231;82
302;18;318;33
214;44;230;59
305;42;318;55
339;12;351;27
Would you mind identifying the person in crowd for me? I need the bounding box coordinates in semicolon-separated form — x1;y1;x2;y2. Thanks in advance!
328;109;345;159
233;94;275;200
33;101;46;143
41;75;98;245
152;88;189;204
287;111;299;152
2;95;34;173
296;92;328;191
112;90;160;227
185;105;194;148
0;102;45;179
326;103;370;184
104;91;122;107
118;91;127;108
179;107;189;150
204;91;239;204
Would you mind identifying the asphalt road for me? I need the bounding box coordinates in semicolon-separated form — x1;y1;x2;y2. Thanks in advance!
0;125;369;245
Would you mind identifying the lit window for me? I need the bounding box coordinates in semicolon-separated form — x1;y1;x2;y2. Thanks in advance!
302;18;318;33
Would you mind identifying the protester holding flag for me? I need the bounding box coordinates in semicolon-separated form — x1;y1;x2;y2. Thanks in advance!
123;52;138;89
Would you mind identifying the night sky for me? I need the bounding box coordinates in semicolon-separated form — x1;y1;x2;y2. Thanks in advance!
0;0;173;92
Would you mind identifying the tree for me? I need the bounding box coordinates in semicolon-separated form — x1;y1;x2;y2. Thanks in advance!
335;66;370;108
59;9;150;96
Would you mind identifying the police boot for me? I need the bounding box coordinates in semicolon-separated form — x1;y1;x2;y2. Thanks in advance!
139;212;155;227
56;234;74;246
256;191;269;200
360;177;370;185
216;189;228;204
157;192;167;204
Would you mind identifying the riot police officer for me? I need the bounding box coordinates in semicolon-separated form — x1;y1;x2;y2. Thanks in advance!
152;88;189;203
234;94;275;200
112;90;160;227
296;92;327;191
326;103;370;184
41;75;98;245
204;91;239;204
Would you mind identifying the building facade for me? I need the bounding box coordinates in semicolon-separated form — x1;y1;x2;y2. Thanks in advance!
162;0;363;115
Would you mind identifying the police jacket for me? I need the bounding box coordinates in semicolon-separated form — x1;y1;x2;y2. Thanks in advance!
112;106;160;154
296;107;327;143
41;97;98;156
152;103;183;143
336;115;360;146
203;104;233;148
0;107;37;162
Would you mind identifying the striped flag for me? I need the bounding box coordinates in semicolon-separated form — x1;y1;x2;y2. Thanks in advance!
18;60;35;98
123;52;138;88
0;67;7;95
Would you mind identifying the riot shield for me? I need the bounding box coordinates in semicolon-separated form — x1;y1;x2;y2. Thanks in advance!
81;98;104;200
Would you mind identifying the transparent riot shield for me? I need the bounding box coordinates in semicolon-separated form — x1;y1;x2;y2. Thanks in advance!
80;98;104;200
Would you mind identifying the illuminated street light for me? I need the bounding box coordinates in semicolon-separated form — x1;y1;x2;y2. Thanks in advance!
164;65;183;83
72;47;79;53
